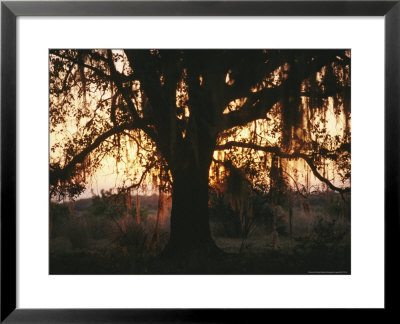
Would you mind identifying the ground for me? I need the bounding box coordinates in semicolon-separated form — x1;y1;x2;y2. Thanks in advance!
50;193;350;274
50;231;350;275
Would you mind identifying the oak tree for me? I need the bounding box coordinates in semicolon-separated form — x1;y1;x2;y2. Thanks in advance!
49;49;350;257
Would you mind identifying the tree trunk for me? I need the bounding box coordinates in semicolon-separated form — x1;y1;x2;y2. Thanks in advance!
136;193;141;225
49;207;53;246
151;186;163;246
288;197;293;248
161;163;220;259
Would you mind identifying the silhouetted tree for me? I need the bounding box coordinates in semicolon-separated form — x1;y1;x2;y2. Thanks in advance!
49;49;350;258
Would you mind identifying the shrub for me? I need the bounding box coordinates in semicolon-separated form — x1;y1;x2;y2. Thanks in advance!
50;202;70;238
86;217;114;240
111;219;148;256
67;219;89;250
295;216;349;251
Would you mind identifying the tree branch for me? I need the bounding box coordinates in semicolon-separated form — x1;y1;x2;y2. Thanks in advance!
104;51;159;145
51;51;133;83
50;122;138;184
215;141;350;194
107;50;142;122
219;87;280;131
123;50;173;160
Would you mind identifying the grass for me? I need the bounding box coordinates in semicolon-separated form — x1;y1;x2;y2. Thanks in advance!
50;233;350;275
50;194;350;275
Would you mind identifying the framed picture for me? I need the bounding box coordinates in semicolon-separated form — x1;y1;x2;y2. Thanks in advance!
1;0;398;321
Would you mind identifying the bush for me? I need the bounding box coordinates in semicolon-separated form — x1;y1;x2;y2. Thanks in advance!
209;192;243;238
86;217;114;240
112;219;148;256
50;202;70;238
295;216;349;251
67;219;89;250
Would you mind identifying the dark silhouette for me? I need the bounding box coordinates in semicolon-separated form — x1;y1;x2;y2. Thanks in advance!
49;49;350;262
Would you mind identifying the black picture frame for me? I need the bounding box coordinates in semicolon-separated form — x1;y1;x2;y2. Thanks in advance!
1;0;398;321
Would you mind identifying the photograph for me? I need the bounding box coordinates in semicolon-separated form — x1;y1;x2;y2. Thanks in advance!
49;49;351;275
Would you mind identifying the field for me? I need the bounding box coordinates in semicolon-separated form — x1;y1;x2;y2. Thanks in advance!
50;191;350;274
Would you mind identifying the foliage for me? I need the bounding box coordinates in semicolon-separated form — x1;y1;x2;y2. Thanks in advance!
209;189;242;238
50;202;70;238
84;189;149;222
66;219;89;250
49;49;351;199
294;216;350;252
